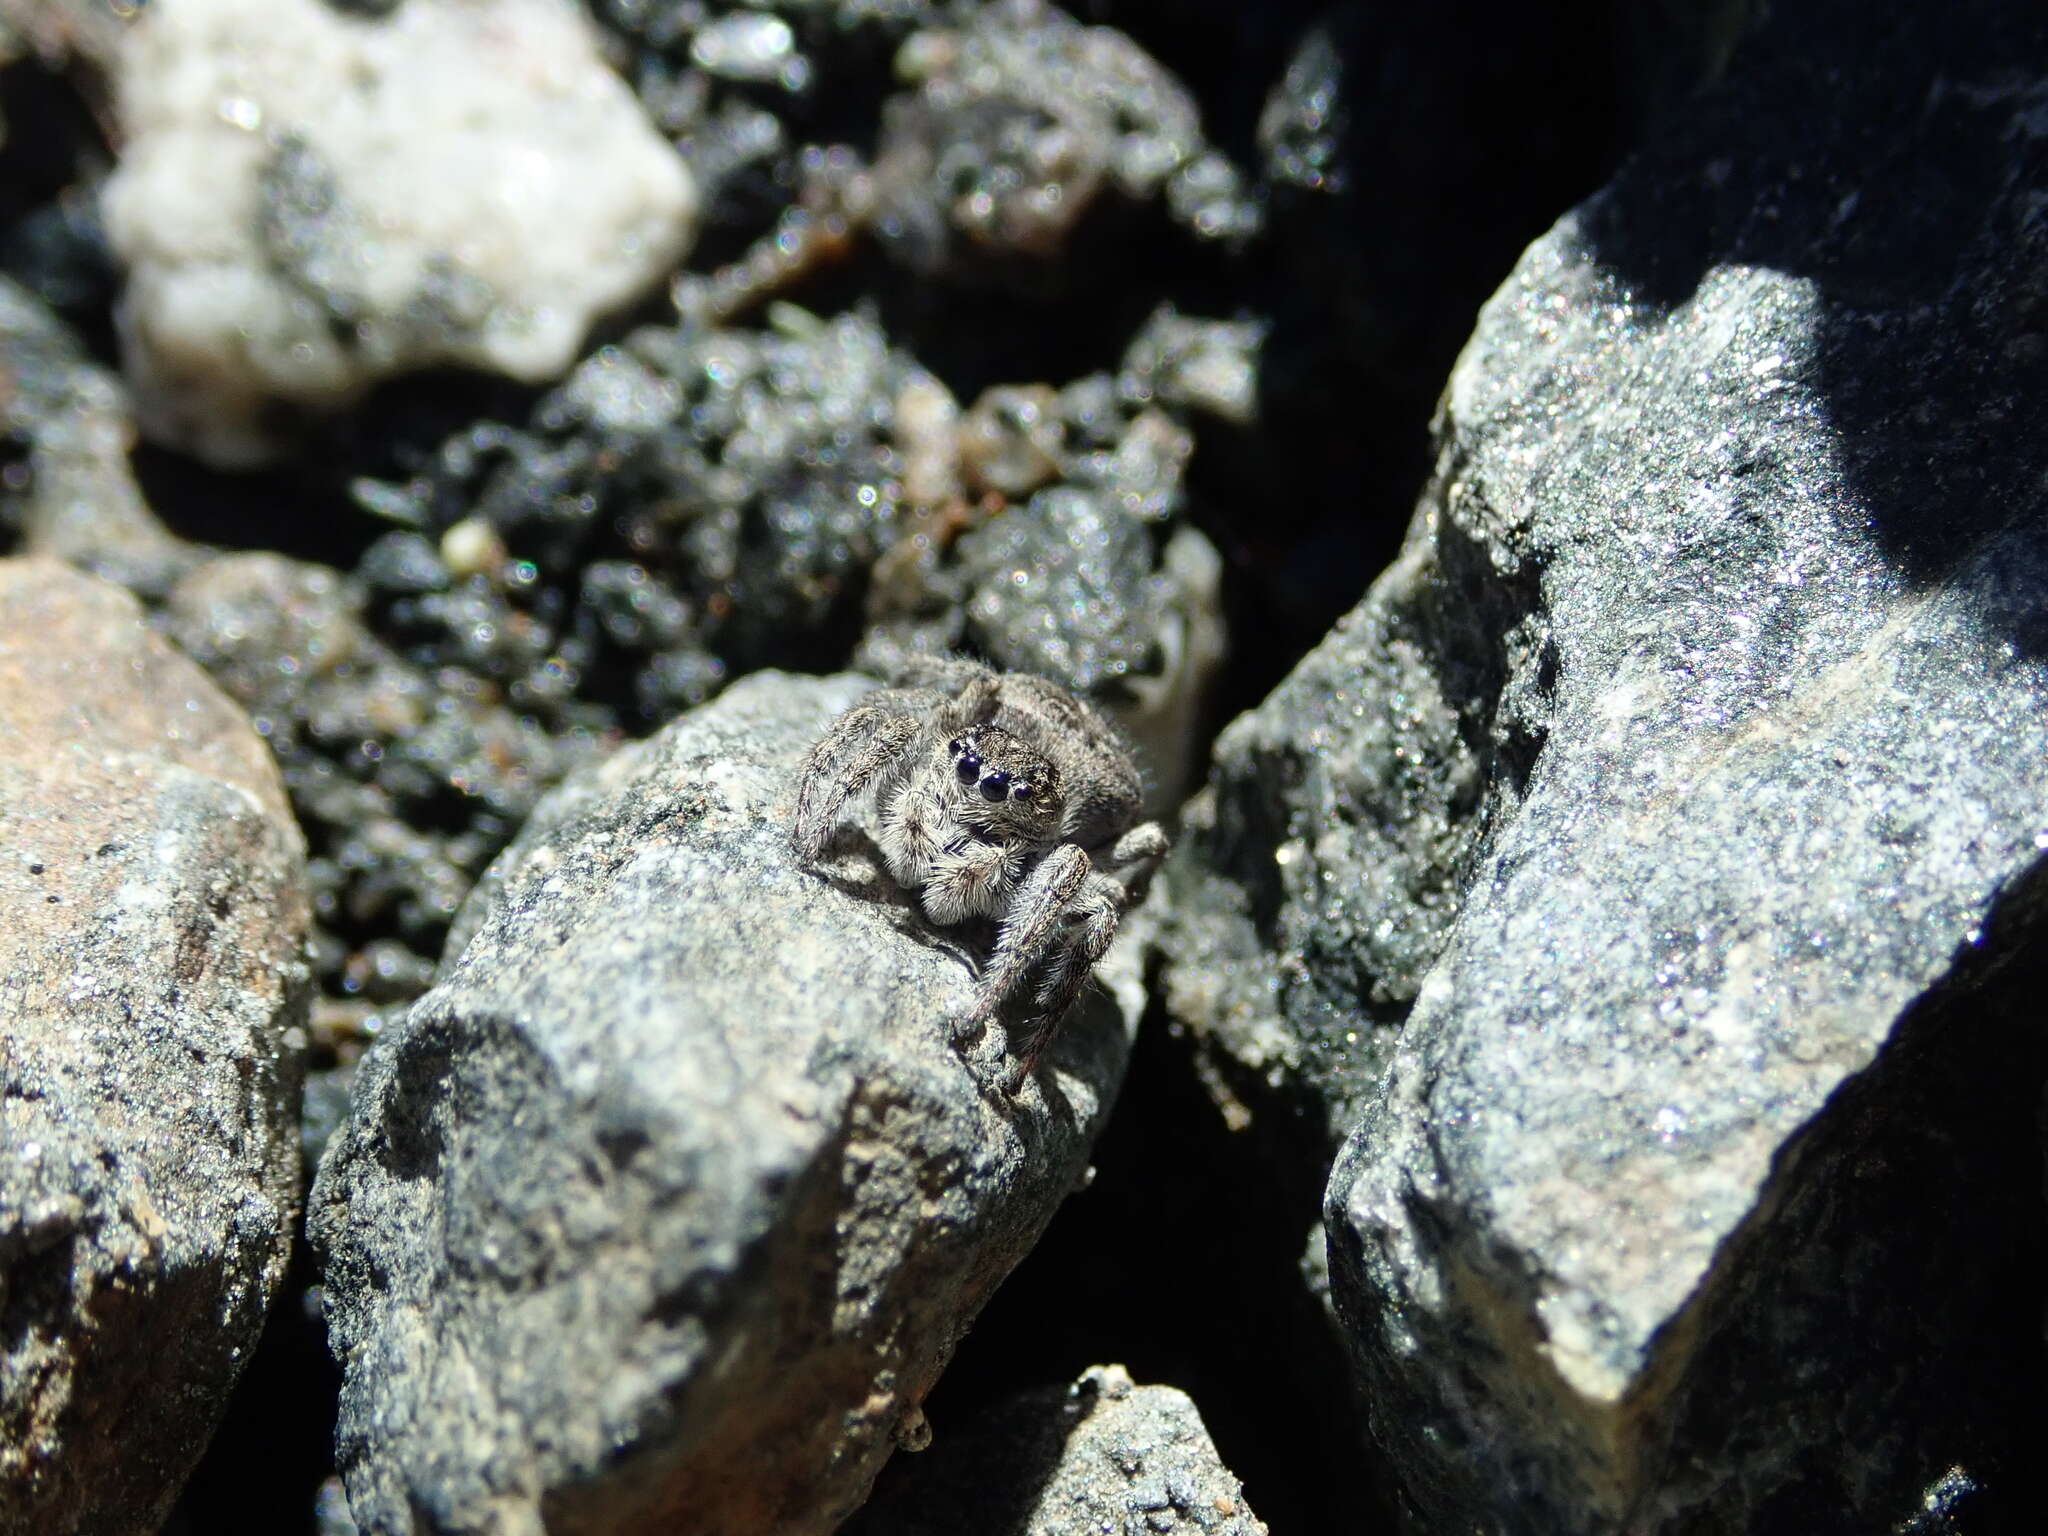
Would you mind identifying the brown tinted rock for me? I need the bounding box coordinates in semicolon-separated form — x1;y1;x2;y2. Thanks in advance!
0;557;310;1536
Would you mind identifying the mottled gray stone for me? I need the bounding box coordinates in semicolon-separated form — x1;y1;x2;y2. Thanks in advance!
0;275;196;596
870;0;1257;280
0;558;310;1536
311;671;1142;1536
843;1365;1266;1536
1151;0;2048;1528
1141;500;1510;1142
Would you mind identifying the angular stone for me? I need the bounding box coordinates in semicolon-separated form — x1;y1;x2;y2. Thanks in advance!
0;557;310;1536
843;1365;1267;1536
1154;0;2048;1527
311;671;1141;1536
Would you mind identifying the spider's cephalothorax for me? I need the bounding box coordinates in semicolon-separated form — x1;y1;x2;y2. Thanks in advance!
791;658;1169;1093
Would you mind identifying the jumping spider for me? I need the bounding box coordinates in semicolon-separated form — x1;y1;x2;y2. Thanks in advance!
790;658;1169;1093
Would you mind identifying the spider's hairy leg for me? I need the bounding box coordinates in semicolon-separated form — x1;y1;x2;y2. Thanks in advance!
1006;871;1124;1093
790;705;923;861
960;841;1090;1036
936;671;1002;735
921;838;1024;925
1100;821;1170;900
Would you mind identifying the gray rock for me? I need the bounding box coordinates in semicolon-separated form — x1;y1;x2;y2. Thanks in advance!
1153;0;2048;1527
310;671;1143;1536
843;1365;1266;1536
871;0;1257;281
0;557;310;1536
0;274;196;597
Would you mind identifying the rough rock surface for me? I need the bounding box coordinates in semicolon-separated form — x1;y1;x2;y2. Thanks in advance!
0;557;310;1535
0;274;195;595
311;670;1143;1536
353;301;1229;814
162;551;606;1075
102;0;697;465
868;0;1258;281
843;1364;1267;1536
1153;0;2048;1528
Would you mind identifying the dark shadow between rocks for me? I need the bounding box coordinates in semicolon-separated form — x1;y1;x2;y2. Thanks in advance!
908;986;1394;1536
128;362;561;573
0;56;119;353
1200;0;1643;716
1573;0;2048;626
160;1234;342;1536
845;196;1247;410
843;1374;1078;1536
128;438;386;570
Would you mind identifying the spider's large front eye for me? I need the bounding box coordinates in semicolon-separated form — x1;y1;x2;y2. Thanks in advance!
956;752;982;784
979;770;1011;802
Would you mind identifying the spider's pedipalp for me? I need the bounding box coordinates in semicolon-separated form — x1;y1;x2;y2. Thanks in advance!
923;838;1025;926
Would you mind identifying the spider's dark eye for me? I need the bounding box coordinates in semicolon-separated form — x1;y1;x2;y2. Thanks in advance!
1010;781;1034;801
947;738;962;755
979;771;1010;802
956;752;981;784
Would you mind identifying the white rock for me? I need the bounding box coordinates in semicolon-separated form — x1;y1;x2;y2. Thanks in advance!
102;0;697;467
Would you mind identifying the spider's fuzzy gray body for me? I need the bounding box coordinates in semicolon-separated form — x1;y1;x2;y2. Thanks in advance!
790;658;1169;1092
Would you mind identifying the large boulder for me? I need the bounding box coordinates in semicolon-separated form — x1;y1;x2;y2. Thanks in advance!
311;670;1142;1535
0;558;310;1535
1153;0;2048;1527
